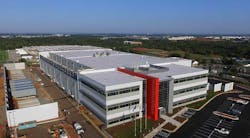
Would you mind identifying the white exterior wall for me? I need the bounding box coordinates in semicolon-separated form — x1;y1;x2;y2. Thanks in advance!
173;78;208;91
222;82;234;92
7;102;59;127
106;81;143;120
209;83;222;92
173;71;208;104
154;59;192;67
173;90;207;103
78;79;143;124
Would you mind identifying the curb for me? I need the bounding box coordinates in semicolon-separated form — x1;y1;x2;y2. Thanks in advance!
190;90;241;111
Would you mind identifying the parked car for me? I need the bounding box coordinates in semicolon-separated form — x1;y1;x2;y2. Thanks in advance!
232;109;241;114
73;122;84;135
59;128;68;138
214;128;230;135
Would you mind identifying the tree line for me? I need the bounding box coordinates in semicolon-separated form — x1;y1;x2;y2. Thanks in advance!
0;36;249;58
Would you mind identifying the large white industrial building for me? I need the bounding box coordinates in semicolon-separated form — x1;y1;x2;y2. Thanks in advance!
37;45;208;127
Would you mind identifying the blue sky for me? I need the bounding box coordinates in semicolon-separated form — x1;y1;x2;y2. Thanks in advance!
0;0;249;34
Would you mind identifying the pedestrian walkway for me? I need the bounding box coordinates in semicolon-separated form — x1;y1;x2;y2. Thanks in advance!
144;107;188;138
160;115;181;126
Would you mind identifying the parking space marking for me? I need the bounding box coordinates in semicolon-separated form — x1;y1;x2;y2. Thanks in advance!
201;125;213;130
205;119;219;125
194;131;211;137
196;128;211;135
192;134;204;138
211;133;223;138
190;93;249;138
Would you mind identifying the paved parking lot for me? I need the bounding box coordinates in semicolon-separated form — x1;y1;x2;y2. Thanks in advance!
191;99;246;138
192;115;234;138
170;91;250;138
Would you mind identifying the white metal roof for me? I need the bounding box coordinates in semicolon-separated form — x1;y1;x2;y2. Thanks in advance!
150;64;208;80
26;45;101;52
52;49;188;70
82;70;144;87
52;49;123;59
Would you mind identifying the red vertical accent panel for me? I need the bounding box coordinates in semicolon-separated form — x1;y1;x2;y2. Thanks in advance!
117;68;159;120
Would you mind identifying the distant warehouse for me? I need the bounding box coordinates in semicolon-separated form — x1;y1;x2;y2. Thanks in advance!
38;46;208;127
3;63;59;127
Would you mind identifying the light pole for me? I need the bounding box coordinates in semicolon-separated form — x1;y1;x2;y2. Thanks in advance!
140;104;142;133
133;105;137;137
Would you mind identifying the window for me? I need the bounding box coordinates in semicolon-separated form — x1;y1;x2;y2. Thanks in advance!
108;106;119;111
108;119;119;125
107;100;139;111
174;84;207;95
131;87;139;91
107;86;140;97
107;91;118;96
174;74;207;84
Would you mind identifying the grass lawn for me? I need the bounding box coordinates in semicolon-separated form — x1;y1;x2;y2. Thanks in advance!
106;118;164;138
0;50;8;65
187;91;219;109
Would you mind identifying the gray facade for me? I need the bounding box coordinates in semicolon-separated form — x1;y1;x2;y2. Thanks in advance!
159;78;174;114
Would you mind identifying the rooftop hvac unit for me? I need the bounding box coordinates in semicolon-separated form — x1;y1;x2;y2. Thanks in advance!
106;52;110;56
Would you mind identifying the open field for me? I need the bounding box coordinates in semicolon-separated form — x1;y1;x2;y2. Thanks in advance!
0;50;8;65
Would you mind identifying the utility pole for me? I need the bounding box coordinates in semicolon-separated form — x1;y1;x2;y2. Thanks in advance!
133;105;137;137
134;113;136;137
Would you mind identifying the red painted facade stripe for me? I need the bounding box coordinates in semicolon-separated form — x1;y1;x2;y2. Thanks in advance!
117;68;159;121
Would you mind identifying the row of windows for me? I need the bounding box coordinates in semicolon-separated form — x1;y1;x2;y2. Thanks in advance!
174;74;207;84
108;100;139;111
173;94;206;106
108;113;139;125
174;84;207;95
107;86;140;96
